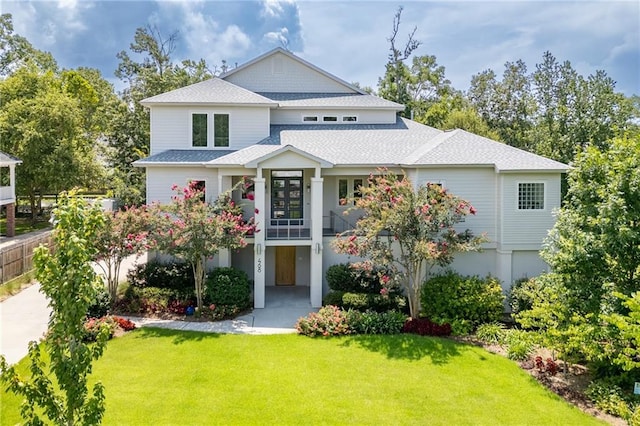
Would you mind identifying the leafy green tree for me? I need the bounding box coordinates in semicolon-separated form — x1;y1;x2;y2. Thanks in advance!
0;191;110;425
0;13;57;76
0;66;105;219
542;135;640;314
604;292;640;371
468;60;535;149
333;169;485;318
150;182;256;310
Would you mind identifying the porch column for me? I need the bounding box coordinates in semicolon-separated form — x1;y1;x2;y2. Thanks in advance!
310;176;323;308
253;177;266;308
496;249;513;306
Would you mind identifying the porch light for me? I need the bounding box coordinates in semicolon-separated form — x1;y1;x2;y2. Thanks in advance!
256;243;262;255
315;243;322;254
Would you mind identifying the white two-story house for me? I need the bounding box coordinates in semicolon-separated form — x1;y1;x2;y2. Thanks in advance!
135;48;568;309
0;151;21;238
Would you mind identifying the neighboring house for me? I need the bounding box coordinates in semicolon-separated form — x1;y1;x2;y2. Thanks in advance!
134;48;568;308
0;151;21;238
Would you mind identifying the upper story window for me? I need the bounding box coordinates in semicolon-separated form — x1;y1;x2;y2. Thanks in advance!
192;114;208;147
192;113;229;148
214;114;229;147
518;182;545;210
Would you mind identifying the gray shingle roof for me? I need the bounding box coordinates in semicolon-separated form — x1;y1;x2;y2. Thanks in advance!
257;92;404;110
206;117;569;172
408;130;568;171
134;150;235;165
140;78;277;106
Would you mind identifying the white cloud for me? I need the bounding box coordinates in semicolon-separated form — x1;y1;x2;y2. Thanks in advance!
263;27;289;47
261;0;295;19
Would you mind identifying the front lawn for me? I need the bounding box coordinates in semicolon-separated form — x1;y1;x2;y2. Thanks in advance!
1;329;603;425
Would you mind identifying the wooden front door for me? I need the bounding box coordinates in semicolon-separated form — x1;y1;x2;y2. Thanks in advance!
275;246;296;286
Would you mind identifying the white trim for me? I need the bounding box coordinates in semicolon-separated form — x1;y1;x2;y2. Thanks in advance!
516;181;546;211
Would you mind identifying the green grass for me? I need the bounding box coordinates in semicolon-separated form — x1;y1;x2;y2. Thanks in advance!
0;217;50;236
1;329;603;425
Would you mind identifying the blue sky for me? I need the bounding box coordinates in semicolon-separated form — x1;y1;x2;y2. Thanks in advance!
3;0;639;96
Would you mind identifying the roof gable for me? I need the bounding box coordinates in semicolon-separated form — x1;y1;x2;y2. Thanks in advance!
221;48;364;94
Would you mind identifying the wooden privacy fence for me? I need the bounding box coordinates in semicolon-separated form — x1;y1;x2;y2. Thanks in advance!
0;231;53;284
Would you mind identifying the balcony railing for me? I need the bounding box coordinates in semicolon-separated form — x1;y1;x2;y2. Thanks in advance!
267;218;311;240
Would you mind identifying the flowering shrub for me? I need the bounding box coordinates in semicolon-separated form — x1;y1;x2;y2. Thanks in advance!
83;316;117;342
401;318;452;336
296;305;351;337
113;316;136;331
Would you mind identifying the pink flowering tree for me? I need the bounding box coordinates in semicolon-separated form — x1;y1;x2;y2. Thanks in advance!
94;205;152;306
151;181;257;311
333;169;485;318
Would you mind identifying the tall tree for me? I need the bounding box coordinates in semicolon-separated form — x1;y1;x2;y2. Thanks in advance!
468;60;535;149
0;13;57;76
377;6;421;117
333;169;484;318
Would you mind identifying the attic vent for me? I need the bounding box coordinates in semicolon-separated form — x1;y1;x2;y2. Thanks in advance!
272;57;284;74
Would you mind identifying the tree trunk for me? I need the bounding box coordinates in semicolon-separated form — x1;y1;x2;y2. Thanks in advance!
193;257;205;311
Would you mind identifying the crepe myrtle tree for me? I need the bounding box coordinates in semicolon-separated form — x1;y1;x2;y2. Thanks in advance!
151;181;257;310
333;169;485;318
93;205;153;306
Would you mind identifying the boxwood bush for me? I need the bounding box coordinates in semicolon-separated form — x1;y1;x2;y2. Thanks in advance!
420;271;505;330
205;267;252;311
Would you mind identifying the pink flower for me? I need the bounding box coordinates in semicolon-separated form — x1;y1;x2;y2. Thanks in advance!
255;208;260;214
247;193;255;201
470;206;477;215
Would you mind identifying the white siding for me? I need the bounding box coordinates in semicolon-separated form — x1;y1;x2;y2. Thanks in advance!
225;52;355;93
271;109;397;125
512;250;549;281
149;106;269;154
416;168;497;243
146;167;218;204
500;173;561;249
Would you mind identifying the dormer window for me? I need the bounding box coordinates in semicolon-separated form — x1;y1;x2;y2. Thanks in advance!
323;116;338;122
303;116;318;122
342;116;357;122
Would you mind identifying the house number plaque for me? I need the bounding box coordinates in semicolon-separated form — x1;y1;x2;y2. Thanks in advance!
257;258;262;273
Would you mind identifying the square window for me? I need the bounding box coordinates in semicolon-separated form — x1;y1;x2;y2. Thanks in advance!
518;183;544;210
214;114;229;147
192;114;208;147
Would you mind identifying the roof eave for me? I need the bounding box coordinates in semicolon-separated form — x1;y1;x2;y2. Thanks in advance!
140;101;277;108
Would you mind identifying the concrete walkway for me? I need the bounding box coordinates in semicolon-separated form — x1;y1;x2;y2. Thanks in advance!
1;282;315;365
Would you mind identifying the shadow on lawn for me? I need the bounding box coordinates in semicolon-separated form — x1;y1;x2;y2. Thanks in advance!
133;326;223;344
340;334;462;364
